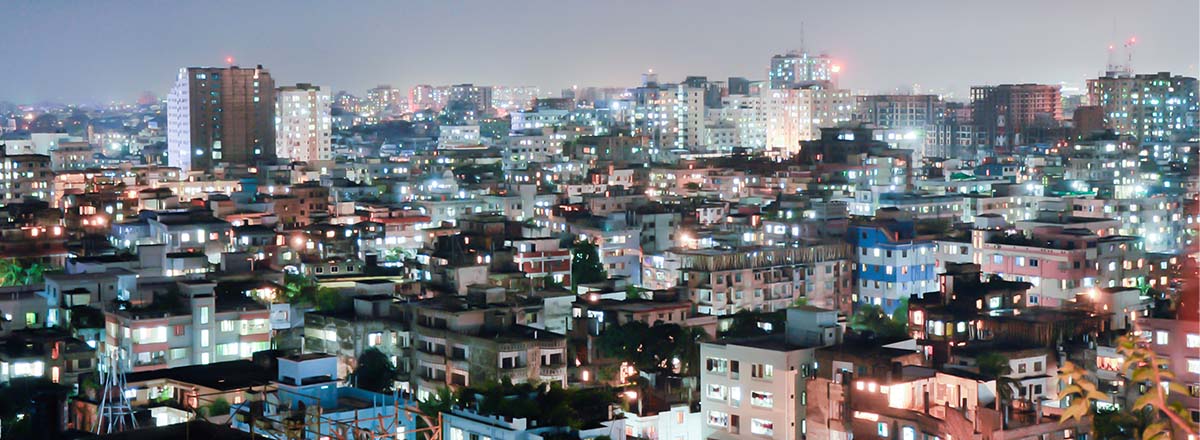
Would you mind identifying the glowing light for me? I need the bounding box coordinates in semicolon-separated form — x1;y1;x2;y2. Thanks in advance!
226;56;235;64
831;65;842;73
853;411;879;421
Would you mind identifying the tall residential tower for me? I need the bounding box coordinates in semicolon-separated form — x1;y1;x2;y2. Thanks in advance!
275;83;333;163
1087;71;1198;144
167;66;276;171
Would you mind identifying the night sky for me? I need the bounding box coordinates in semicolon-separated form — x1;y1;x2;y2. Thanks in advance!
2;0;1196;104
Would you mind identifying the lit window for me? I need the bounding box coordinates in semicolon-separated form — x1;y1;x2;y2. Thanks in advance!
707;411;729;427
751;391;774;408
751;419;774;436
1156;331;1169;345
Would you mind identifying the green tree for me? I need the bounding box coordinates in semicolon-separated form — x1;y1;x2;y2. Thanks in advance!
597;321;651;367
0;259;23;286
284;273;317;304
677;326;711;376
18;262;45;286
720;310;786;338
1059;335;1199;439
415;387;455;440
570;240;607;291
977;352;1021;425
314;286;347;312
383;247;415;263
348;348;396;393
539;275;563;291
849;304;907;340
0;379;68;438
1093;406;1150;440
0;259;50;287
597;321;707;375
453;381;616;431
203;397;231;417
625;284;643;300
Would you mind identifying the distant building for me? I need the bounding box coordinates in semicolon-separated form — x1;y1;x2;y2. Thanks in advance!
408;84;439;112
446;83;494;114
167;65;276;171
1087;71;1199;144
970;84;1062;151
366;84;403;117
856;94;946;130
768;51;835;89
0;146;52;204
275;83;332;163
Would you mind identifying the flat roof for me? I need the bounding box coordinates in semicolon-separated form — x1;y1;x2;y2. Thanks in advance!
126;360;273;391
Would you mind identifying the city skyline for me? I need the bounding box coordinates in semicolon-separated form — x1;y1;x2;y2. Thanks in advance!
0;3;1196;439
1;0;1197;104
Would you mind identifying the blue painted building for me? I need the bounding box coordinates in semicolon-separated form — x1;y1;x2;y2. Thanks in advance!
848;217;936;316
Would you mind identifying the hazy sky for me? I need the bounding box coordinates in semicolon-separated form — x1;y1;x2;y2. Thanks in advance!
2;0;1197;104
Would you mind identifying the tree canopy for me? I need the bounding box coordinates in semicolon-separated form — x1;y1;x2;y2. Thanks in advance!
977;352;1020;412
455;380;617;430
720;310;786;339
596;321;709;375
570;240;607;287
0;259;49;287
348;348;396;393
849;304;907;340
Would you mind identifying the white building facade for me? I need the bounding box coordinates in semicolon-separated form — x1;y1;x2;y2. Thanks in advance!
275;83;333;163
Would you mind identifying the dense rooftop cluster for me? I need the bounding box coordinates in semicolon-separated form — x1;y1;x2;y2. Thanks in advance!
0;47;1195;440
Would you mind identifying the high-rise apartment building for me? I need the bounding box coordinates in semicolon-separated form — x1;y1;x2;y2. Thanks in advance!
856;94;946;129
720;92;767;150
1087;71;1198;144
666;84;707;150
446;84;493;114
768;51;834;89
275;83;333;163
408;85;436;112
762;85;853;155
969;84;1061;151
167;66;276;171
366;84;403;116
0;146;52;204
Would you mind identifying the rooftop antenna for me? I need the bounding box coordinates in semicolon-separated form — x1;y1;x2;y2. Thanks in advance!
95;350;138;434
800;22;806;54
1123;35;1137;74
1104;18;1119;75
1105;43;1117;74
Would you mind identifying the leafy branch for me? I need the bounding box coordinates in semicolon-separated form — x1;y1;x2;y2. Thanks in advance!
1058;334;1198;440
